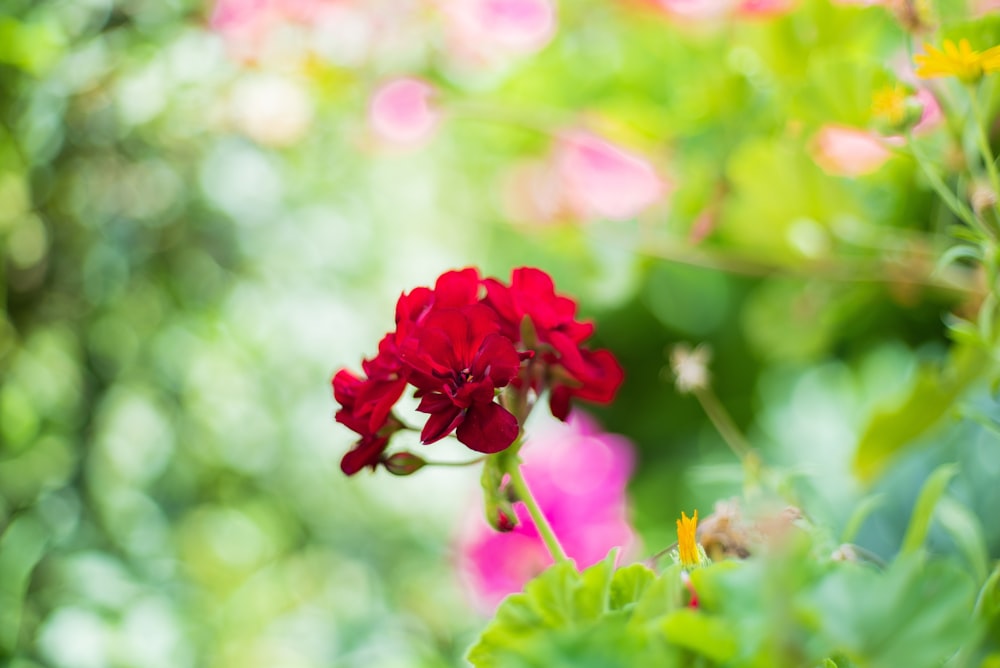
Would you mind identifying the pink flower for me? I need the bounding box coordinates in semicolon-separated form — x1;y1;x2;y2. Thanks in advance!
736;0;795;16
368;77;440;146
442;0;556;65
210;0;269;32
457;412;637;611
809;125;894;177
912;88;943;134
556;132;666;221
654;0;733;20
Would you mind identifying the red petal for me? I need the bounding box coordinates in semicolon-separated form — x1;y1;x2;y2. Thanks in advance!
511;267;556;300
456;401;519;453
416;391;455;414
549;385;572;421
482;278;520;342
471;333;522;387
434;268;481;308
420;404;464;444
340;434;390;475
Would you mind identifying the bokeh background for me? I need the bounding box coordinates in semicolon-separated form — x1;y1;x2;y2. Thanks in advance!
2;0;999;666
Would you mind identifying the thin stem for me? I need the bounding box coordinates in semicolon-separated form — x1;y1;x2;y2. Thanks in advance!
692;386;753;463
425;456;486;467
506;461;569;564
907;131;993;240
967;83;1000;213
627;233;981;296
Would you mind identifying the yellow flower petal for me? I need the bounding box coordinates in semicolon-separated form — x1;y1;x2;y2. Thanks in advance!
677;510;700;567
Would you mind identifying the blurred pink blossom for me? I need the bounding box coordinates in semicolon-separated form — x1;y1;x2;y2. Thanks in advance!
457;413;637;611
975;0;1000;14
502;159;568;224
654;0;733;20
557;132;667;221
652;0;794;20
736;0;795;16
809;125;894;177
368;77;441;146
210;0;268;31
210;0;275;61
442;0;556;65
912;88;944;134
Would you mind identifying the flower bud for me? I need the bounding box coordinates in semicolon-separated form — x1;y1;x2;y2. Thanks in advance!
381;452;427;476
669;343;711;394
971;180;998;216
496;509;517;532
871;84;923;135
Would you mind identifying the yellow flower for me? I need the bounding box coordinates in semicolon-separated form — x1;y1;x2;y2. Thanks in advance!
871;84;909;127
871;83;924;133
914;39;1000;83
677;510;700;567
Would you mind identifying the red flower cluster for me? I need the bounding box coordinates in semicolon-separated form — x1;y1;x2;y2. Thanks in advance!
333;267;624;475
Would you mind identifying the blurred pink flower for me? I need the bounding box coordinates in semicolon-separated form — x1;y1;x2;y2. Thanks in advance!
809;125;894;177
736;0;795;16
442;0;556;65
210;0;275;61
556;132;667;221
368;77;440;146
652;0;794;20
912;88;943;134
975;0;1000;14
502;159;568;224
654;0;733;20
210;0;269;31
457;412;637;611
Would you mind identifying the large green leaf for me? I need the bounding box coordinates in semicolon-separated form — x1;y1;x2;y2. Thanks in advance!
810;553;976;668
854;345;988;482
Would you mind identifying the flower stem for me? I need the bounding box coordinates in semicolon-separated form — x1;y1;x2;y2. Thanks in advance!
427;456;487;467
906;131;992;240
692;386;753;463
967;83;1000;214
506;461;569;564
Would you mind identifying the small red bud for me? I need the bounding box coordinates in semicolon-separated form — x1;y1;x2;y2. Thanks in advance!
497;510;517;532
381;452;426;476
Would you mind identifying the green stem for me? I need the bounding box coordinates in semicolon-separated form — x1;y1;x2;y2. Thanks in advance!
426;456;487;467
967;83;1000;212
907;131;993;240
692;386;753;463
507;461;569;564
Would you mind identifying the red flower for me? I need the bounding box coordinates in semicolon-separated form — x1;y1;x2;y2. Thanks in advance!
401;304;523;453
333;369;401;474
483;267;623;419
339;433;392;476
332;265;624;473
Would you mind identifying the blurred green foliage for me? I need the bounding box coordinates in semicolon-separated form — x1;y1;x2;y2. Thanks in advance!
2;0;1000;665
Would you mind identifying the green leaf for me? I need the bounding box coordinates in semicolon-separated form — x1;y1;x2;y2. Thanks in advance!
575;551;617;621
608;563;657;612
900;463;958;556
935;495;989;584
975;564;1000;622
811;553;976;668
0;514;47;654
629;563;686;626
853;343;987;482
468;557;683;668
661;608;738;663
841;493;886;544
